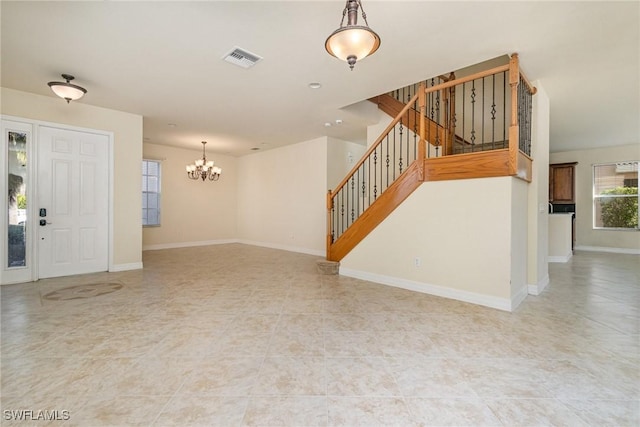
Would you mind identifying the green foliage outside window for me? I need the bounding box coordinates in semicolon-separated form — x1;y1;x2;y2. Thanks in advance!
600;186;638;228
17;194;26;209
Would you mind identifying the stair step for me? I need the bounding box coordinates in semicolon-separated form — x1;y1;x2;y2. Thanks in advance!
316;260;340;275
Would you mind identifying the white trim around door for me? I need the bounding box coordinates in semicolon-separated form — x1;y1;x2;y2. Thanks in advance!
0;115;114;285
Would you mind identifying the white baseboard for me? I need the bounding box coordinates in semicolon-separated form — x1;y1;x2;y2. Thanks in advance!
548;253;572;263
511;285;529;311
528;274;550;296
109;262;143;272
574;245;640;255
236;240;325;257
143;239;238;251
339;267;517;312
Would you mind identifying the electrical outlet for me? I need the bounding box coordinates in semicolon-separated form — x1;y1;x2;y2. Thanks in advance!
414;257;421;268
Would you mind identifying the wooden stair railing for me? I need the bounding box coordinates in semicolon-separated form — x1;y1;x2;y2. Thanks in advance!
327;88;426;262
326;53;537;263
327;161;423;262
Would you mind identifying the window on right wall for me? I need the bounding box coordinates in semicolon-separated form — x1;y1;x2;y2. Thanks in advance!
593;161;638;230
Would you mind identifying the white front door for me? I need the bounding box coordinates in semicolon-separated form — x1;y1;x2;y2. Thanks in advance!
38;126;109;278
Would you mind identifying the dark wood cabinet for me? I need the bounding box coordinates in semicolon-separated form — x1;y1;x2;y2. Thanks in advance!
549;162;577;203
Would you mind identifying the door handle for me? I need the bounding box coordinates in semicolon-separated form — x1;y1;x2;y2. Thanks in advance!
39;220;52;226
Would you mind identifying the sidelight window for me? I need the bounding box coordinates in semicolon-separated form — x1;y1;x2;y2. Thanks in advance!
6;131;28;268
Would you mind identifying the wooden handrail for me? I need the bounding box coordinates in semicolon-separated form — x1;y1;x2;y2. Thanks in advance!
510;53;536;95
519;70;537;95
331;90;420;197
422;64;510;96
421;56;535;97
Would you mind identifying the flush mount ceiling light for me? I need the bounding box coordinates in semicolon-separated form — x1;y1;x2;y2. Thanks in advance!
186;141;222;181
47;74;87;103
325;0;381;70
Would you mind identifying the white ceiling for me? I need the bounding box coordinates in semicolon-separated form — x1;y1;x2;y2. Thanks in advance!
1;1;638;156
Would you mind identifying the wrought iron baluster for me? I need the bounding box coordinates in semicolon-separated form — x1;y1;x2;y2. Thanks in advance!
393;124;396;181
350;175;355;224
380;138;384;191
373;146;378;200
503;71;506;146
435;89;441;149
462;82;466;153
491;74;496;149
482;77;485;148
406;110;410;165
368;155;371;208
399;122;403;175
527;84;532;154
340;189;344;235
386;134;390;188
452;111;457;155
470;80;476;150
331;195;335;242
413;108;417;162
361;163;366;211
356;168;360;218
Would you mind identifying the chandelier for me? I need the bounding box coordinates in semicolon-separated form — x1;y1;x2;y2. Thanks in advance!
47;74;87;103
186;141;222;181
325;0;381;70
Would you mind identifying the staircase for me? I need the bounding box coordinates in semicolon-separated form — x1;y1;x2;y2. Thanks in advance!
326;53;536;262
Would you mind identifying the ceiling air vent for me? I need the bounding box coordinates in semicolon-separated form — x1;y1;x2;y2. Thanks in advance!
223;47;263;69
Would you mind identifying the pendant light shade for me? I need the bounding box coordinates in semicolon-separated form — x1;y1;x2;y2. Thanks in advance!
48;74;87;103
325;0;381;70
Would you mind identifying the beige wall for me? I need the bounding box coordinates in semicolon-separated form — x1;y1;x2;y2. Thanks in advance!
511;177;529;300
550;144;640;251
1;87;143;268
528;81;550;289
367;109;392;147
237;137;328;255
327;137;367;190
340;177;523;310
142;143;237;249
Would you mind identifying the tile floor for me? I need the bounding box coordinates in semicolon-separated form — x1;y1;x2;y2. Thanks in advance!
1;244;638;426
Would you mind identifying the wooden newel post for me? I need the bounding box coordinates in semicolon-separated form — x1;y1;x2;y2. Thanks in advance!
418;83;426;180
508;53;520;170
326;190;333;260
509;53;520;127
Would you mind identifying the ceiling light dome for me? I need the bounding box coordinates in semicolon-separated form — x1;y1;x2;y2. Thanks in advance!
325;0;381;70
47;74;87;103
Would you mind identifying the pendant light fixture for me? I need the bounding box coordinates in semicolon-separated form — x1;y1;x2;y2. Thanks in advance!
325;0;381;70
186;141;222;181
47;74;87;103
